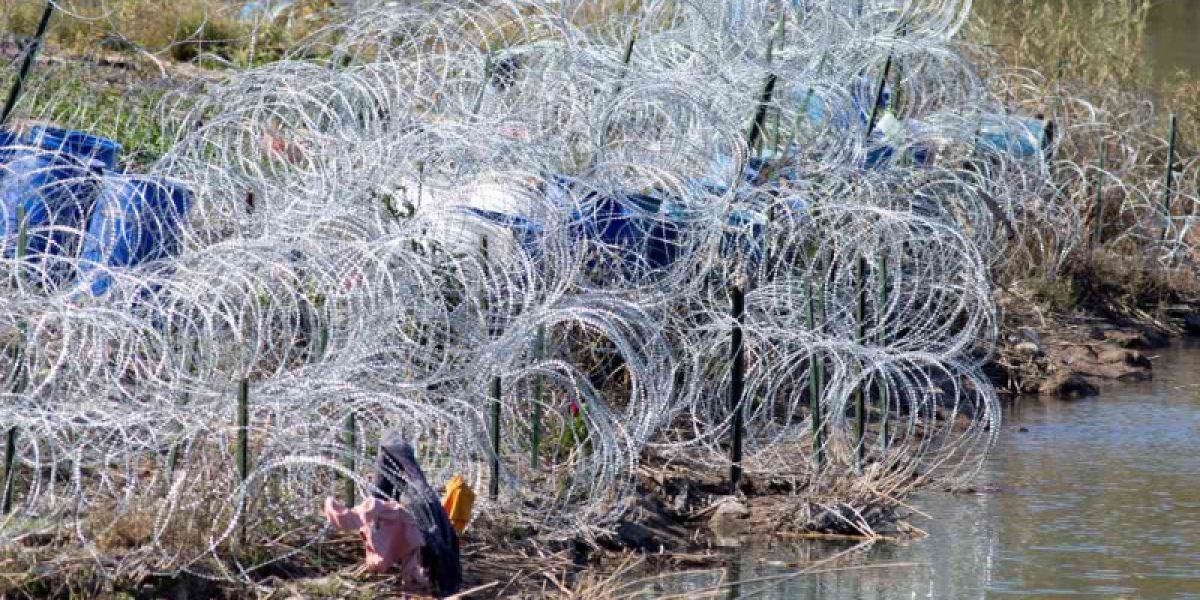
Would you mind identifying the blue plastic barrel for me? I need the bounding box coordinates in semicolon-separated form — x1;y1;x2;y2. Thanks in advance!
978;116;1045;159
75;175;193;297
0;131;21;163
0;131;23;191
0;130;118;265
28;126;121;171
570;193;680;271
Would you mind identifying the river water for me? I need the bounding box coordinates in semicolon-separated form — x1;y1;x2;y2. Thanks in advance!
645;341;1200;599
638;4;1200;598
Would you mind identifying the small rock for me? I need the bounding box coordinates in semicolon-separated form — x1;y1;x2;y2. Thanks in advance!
1184;313;1200;335
1138;328;1171;349
708;498;751;535
1096;348;1150;368
1019;327;1042;348
1039;371;1098;398
1103;329;1141;347
614;521;657;551
711;498;750;520
1058;374;1099;399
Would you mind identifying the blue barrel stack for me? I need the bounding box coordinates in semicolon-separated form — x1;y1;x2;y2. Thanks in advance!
0;127;193;297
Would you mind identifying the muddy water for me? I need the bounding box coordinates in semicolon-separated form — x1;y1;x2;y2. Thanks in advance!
1143;1;1200;82
643;341;1200;598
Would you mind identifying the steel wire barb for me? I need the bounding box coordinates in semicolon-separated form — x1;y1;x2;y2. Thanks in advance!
0;0;1196;581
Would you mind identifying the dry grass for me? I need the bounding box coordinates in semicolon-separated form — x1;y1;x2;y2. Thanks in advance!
1;0;334;67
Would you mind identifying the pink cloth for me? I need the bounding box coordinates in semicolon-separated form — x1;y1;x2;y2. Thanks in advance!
324;496;428;584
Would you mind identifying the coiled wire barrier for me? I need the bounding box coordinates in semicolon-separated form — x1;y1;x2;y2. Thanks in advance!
0;0;1196;581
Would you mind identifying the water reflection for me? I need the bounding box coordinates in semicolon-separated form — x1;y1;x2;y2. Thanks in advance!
1144;0;1200;81
646;342;1200;598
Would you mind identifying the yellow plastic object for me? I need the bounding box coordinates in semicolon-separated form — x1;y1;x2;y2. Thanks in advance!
441;475;475;535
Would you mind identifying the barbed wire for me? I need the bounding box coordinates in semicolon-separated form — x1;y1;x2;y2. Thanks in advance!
0;0;1195;581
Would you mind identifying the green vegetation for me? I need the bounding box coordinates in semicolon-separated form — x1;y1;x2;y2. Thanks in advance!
1;0;336;67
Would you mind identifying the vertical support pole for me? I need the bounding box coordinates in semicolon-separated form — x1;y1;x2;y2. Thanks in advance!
489;375;501;500
596;28;639;159
470;53;495;118
15;205;27;261
746;75;779;160
746;14;782;170
1092;143;1107;248
854;255;867;472
806;279;823;470
166;338;195;489
236;378;250;542
2;426;16;514
864;55;894;139
612;28;637;99
342;411;356;507
877;254;890;454
165;439;179;488
531;325;545;471
11;205;28;289
1162;113;1177;241
480;236;501;499
6;207;29;512
729;284;746;490
764;205;777;281
0;1;54;128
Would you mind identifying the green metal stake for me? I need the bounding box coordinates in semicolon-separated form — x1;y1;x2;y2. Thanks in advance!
15;205;27;262
877;254;890;454
470;53;495;118
236;378;250;542
746;74;779;160
531;325;545;470
0;2;54;128
1092;143;1107;248
4;206;30;513
854;255;867;472
612;28;637;99
806;279;824;470
166;339;196;489
479;236;502;499
237;379;250;482
597;28;638;156
729;284;746;490
864;55;894;139
2;426;16;514
489;375;501;499
10;205;28;289
343;411;356;507
1162;113;1177;241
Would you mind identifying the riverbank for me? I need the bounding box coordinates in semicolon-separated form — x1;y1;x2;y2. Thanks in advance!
3;2;1199;599
991;279;1199;398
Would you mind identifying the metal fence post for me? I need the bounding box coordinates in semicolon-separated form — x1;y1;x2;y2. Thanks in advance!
729;284;746;490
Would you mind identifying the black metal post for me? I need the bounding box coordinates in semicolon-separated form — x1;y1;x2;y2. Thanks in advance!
806;280;824;469
729;284;746;490
531;325;545;470
343;411;356;507
2;426;16;514
236;378;249;543
854;255;867;472
1162;113;1178;241
1092;143;1107;247
0;2;54;128
489;375;501;499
